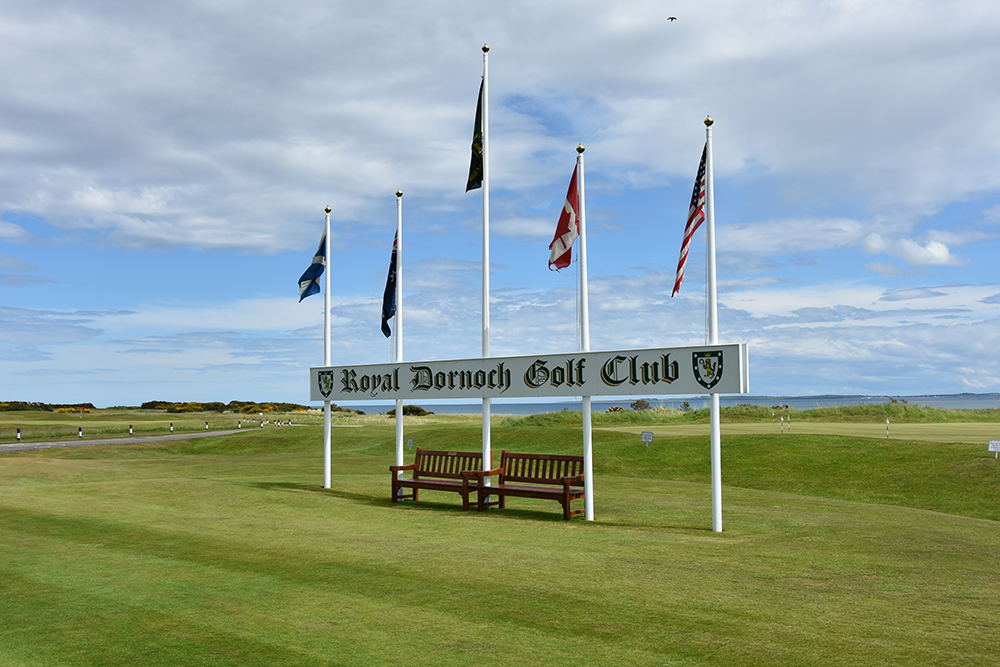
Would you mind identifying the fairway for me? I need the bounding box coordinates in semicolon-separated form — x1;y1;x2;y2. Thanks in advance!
601;420;1000;444
2;413;999;666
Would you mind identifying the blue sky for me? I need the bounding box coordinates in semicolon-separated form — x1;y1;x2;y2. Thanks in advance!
3;0;1000;407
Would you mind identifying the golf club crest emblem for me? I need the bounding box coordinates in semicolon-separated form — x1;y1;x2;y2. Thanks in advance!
317;370;335;398
692;351;723;390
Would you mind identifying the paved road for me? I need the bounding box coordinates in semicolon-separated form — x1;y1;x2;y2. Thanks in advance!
0;429;253;453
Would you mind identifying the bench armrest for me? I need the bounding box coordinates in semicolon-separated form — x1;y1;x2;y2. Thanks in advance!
476;467;504;479
389;463;417;473
561;474;585;486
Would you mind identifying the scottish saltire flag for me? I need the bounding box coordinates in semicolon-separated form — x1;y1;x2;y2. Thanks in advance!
548;165;580;271
380;232;398;337
298;230;326;302
466;80;484;192
672;143;708;296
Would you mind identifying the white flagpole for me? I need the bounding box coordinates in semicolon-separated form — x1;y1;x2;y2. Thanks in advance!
704;116;722;532
323;204;332;489
481;44;492;494
394;190;405;483
577;144;594;521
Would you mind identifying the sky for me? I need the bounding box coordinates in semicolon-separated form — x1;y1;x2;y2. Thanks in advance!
3;0;1000;407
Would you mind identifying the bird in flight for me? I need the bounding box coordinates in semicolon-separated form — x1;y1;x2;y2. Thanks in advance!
667;16;677;21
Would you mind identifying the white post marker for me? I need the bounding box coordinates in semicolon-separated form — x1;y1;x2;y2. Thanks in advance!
989;440;1000;459
481;44;492;499
395;190;405;491
886;418;890;439
323;205;332;489
704;116;723;533
780;416;784;433
577;144;594;521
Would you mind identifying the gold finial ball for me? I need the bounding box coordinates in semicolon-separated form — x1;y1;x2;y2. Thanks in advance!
577;143;585;154
324;205;331;213
396;189;403;198
704;115;714;127
482;43;490;52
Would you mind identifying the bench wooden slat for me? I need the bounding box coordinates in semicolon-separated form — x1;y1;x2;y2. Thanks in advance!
391;448;491;511
477;450;585;520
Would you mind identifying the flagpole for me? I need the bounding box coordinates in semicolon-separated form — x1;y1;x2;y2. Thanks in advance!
323;204;332;490
481;44;492;495
394;190;405;484
577;144;594;522
704;116;722;532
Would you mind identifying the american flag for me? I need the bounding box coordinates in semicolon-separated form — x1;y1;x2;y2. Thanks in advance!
671;143;707;296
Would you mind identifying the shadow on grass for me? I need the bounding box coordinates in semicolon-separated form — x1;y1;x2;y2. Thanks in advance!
243;481;392;508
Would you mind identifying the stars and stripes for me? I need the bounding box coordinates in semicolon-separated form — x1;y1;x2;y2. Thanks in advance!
672;143;707;296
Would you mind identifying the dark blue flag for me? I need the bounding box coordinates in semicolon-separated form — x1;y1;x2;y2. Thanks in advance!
466;80;484;192
380;232;398;337
298;230;326;302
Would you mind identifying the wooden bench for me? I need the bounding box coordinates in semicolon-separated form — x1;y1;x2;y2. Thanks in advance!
389;448;492;511
476;450;585;520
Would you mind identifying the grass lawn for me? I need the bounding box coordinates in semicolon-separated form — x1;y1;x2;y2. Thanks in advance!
1;411;999;666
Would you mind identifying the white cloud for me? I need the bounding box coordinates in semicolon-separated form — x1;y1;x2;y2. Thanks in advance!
865;262;908;277
0;221;32;243
861;234;967;267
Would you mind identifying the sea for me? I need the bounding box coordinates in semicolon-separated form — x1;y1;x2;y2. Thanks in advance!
342;393;1000;415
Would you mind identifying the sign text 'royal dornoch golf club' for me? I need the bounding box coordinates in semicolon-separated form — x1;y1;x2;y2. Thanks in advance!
310;344;748;402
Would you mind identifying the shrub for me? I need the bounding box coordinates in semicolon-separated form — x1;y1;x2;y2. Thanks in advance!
386;405;433;417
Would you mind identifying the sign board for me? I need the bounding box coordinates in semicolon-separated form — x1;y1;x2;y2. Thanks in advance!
641;431;654;443
989;440;1000;452
311;344;748;402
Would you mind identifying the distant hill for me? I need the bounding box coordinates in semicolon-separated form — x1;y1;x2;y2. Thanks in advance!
0;399;363;414
140;400;362;414
0;401;97;412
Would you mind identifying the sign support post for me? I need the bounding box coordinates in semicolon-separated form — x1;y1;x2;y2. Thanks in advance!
704;117;722;533
323;205;332;489
394;190;405;484
577;144;594;521
481;44;492;500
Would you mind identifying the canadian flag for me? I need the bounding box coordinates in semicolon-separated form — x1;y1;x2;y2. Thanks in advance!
548;165;580;271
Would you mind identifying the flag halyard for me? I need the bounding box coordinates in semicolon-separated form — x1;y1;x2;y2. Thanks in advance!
672;143;708;296
298;230;326;301
548;164;580;271
380;232;398;337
